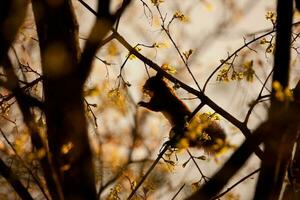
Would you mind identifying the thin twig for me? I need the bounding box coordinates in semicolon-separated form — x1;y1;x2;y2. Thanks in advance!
0;158;34;200
0;129;50;200
187;149;208;183
202;20;300;92
0;77;43;106
127;144;169;200
202;30;275;92
156;6;202;92
244;69;273;124
171;183;185;200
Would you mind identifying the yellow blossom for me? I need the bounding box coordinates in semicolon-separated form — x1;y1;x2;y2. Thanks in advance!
266;11;276;24
284;88;294;101
272;81;282;91
107;184;122;200
260;38;268;45
275;91;285;102
243;60;254;82
266;43;275;54
176;138;189;149
151;0;164;6
272;81;294;102
203;1;214;12
161;63;176;74
107;41;119;56
216;66;230;82
61;164;71;172
128;46;141;60
61;142;74;155
183;49;194;61
153;42;168;48
37;148;46;159
107;88;127;114
173;11;188;22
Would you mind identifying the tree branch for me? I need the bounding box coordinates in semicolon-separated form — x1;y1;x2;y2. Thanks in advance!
2;53;63;200
0;158;34;200
0;129;49;200
0;0;28;63
76;0;132;86
254;0;294;199
0;79;44;109
0;2;61;198
127;144;169;200
0;77;43;108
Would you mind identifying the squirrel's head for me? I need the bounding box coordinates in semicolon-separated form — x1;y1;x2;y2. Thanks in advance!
143;76;165;92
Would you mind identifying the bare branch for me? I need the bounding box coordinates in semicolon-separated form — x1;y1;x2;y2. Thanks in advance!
0;77;43;107
0;129;50;200
127;145;169;200
202;20;300;92
2;54;63;200
171;183;185;200
76;0;132;86
255;0;294;199
0;157;34;200
156;6;202;92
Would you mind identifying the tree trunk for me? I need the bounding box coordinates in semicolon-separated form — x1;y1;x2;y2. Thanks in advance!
31;1;97;199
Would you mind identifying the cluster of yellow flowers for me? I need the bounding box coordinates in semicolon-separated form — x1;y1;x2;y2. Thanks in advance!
273;81;294;102
173;11;189;22
176;113;218;148
217;60;255;82
151;0;164;6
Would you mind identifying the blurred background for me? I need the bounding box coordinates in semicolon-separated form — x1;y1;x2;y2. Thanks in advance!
1;0;300;199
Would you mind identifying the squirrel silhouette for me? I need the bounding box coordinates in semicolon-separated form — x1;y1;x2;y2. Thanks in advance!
138;74;227;154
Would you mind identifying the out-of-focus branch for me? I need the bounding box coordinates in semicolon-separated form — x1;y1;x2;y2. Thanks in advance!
76;0;132;86
284;81;300;199
0;0;28;63
2;54;62;200
31;0;97;199
127;145;169;200
0;158;34;200
296;0;300;11
0;79;44;109
254;0;294;199
0;77;43;107
0;2;60;198
0;129;49;200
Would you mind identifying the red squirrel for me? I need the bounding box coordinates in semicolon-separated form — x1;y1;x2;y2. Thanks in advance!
138;74;226;153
